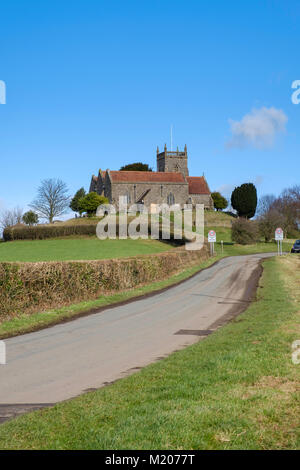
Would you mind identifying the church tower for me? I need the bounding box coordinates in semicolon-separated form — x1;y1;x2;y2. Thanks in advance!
156;144;189;177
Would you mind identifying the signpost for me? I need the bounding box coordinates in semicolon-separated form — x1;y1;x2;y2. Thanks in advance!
208;230;216;256
275;227;283;256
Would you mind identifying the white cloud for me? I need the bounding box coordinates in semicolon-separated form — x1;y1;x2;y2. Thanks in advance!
216;183;235;197
253;175;263;187
227;107;287;149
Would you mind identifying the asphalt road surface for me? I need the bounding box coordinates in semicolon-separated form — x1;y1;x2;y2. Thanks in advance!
0;253;275;412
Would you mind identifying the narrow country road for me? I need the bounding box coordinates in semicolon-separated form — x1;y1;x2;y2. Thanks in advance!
0;253;274;416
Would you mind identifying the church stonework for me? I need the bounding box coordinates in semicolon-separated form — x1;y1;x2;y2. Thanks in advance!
89;146;213;210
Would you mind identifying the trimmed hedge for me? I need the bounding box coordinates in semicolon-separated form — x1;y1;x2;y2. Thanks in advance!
0;247;209;321
3;223;188;245
3;224;98;241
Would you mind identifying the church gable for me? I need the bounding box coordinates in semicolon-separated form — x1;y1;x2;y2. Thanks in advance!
187;176;211;195
89;175;98;193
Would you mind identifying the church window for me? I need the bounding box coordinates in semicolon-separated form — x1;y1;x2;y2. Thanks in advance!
121;192;131;204
167;193;175;205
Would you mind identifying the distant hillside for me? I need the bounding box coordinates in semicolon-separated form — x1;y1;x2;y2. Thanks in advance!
61;210;235;227
3;210;235;241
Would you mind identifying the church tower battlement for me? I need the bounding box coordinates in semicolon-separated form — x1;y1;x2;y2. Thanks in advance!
156;144;189;177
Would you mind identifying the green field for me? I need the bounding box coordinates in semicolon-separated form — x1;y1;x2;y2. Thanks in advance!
0;255;299;450
1;208;297;263
0;230;295;263
0;238;173;262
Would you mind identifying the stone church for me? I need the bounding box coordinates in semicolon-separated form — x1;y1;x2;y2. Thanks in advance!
89;145;213;209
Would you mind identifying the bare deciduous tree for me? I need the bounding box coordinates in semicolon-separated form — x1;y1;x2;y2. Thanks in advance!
0;207;23;230
258;185;300;239
258;209;284;242
30;178;70;223
257;194;276;217
273;185;300;234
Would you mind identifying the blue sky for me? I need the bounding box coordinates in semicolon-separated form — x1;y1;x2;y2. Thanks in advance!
0;0;299;214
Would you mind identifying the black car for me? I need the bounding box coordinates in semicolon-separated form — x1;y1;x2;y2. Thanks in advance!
291;240;300;253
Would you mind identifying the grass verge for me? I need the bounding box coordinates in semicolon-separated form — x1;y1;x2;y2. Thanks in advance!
0;254;299;449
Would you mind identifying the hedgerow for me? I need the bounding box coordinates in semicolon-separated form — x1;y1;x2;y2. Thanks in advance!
0;247;208;321
3;224;98;241
3;224;189;244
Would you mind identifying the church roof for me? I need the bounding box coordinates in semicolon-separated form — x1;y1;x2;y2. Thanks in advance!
92;175;98;182
109;171;186;183
187;176;210;195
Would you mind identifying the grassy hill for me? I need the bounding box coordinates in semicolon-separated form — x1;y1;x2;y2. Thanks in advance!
204;210;235;227
16;209;235;228
0;213;234;264
1;209;298;262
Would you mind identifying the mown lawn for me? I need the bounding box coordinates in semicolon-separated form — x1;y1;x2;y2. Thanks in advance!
0;230;295;263
0;255;299;449
0;238;173;262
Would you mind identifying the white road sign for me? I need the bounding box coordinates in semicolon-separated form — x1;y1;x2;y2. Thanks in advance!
275;227;283;241
208;230;216;243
